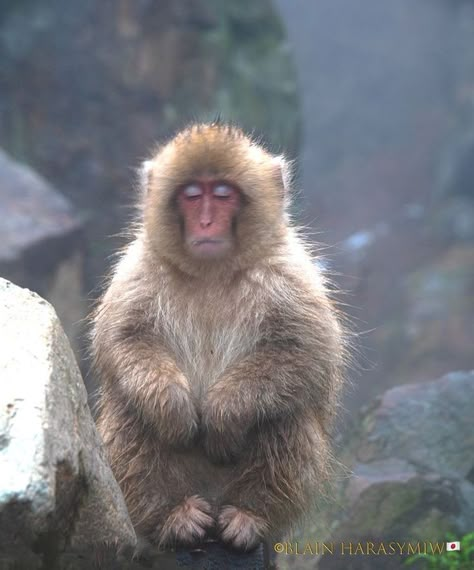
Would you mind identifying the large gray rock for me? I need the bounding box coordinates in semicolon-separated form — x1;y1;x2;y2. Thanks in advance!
315;371;474;570
353;371;474;479
279;372;474;570
0;149;85;356
0;278;136;568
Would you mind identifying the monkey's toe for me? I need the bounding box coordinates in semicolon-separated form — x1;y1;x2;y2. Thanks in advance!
217;506;267;551
158;495;214;548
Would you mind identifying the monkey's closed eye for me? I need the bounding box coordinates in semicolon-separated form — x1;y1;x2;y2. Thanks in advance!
183;184;203;199
213;184;233;198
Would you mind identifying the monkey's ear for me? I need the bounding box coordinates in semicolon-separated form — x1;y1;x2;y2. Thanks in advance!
272;155;292;194
138;160;153;194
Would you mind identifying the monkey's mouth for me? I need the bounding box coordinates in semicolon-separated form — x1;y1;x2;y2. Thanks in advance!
188;239;230;258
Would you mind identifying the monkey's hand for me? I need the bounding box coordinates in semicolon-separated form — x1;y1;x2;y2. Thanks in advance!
201;382;255;464
154;381;199;449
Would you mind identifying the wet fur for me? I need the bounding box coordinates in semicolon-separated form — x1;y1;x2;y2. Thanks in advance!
91;123;346;551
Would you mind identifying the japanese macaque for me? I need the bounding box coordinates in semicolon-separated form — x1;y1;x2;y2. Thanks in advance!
91;123;346;552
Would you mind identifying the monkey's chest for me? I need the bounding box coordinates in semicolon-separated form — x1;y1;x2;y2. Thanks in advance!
167;320;255;398
157;287;262;397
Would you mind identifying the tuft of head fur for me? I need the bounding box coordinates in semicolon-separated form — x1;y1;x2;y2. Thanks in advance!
141;123;292;277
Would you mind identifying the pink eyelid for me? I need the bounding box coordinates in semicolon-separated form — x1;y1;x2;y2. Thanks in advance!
213;184;233;197
182;185;202;198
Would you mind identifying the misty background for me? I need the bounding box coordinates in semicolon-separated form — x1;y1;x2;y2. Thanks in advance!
1;1;473;568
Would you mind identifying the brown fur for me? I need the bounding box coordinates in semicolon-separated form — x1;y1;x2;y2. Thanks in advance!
90;123;347;551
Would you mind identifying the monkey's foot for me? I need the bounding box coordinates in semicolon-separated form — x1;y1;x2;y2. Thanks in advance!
217;505;267;551
158;495;214;548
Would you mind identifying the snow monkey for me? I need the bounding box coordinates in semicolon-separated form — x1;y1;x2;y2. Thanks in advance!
91;122;346;552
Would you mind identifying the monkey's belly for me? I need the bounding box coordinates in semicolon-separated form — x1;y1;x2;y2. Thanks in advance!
169;447;235;503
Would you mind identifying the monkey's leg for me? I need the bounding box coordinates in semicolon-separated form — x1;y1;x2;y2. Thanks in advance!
216;415;329;551
125;452;215;548
99;405;215;549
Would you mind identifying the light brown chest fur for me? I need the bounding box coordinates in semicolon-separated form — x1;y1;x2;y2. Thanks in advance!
152;272;266;398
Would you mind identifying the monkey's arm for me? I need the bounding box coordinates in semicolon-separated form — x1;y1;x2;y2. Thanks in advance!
202;296;344;463
92;300;198;448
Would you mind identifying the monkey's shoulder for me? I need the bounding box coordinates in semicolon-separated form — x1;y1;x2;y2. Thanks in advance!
250;254;329;299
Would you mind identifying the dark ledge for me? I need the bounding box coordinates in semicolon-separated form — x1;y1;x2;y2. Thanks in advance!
176;541;267;569
88;540;271;570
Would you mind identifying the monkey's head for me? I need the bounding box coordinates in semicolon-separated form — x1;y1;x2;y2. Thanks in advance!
141;123;293;276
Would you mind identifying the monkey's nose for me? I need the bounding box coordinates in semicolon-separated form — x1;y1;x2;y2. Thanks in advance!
200;218;212;228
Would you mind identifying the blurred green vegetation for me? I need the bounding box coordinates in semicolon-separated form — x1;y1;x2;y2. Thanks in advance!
405;532;474;570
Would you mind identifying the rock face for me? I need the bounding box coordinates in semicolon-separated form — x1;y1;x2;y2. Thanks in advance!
315;371;474;570
0;278;136;568
0;0;299;304
0;149;85;355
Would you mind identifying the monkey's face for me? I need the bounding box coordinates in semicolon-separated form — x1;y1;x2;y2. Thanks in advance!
143;124;290;274
176;179;241;259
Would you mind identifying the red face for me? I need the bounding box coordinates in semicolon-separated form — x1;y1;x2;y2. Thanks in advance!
176;180;241;259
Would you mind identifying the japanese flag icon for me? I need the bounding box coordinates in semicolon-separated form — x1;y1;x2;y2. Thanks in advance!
446;542;460;551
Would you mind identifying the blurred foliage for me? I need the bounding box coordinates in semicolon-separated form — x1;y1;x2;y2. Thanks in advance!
202;0;300;156
405;533;474;570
